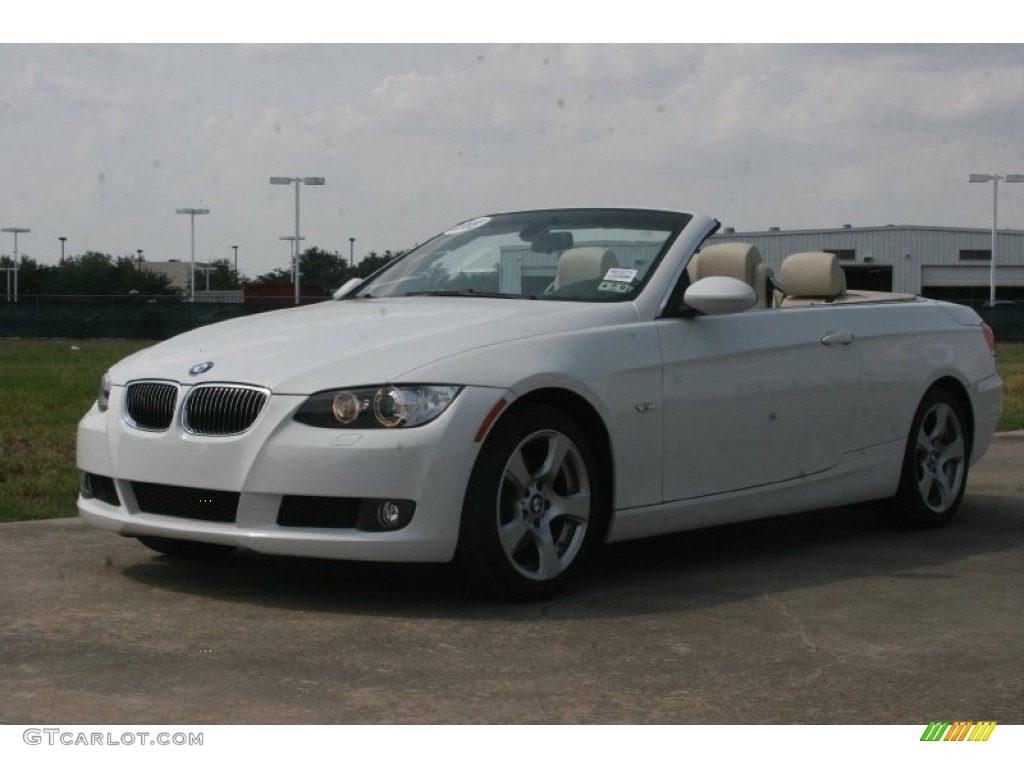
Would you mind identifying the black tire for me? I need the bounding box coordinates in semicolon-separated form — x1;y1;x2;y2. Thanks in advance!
878;386;971;529
454;404;605;600
137;536;236;560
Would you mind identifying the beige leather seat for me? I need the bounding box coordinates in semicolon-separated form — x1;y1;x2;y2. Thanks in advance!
778;251;847;306
688;242;773;308
779;251;918;305
553;247;618;290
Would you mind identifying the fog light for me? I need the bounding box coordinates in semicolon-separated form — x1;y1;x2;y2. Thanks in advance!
355;498;415;531
377;501;402;528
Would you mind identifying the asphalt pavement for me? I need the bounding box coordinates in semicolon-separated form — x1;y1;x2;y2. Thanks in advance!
1;434;1022;724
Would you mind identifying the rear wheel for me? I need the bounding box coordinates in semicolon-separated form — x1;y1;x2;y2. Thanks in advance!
137;536;236;559
455;405;604;600
879;387;970;528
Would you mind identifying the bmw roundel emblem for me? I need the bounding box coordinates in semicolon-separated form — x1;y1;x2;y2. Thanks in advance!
189;361;215;376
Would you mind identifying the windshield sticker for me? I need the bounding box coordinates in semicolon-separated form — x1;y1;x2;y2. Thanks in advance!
444;216;492;235
603;268;638;283
598;280;632;293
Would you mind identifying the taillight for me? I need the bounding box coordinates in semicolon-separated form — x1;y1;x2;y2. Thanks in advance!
982;322;997;357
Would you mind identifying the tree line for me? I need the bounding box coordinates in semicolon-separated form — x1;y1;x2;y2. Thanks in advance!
250;247;403;292
0;247;404;297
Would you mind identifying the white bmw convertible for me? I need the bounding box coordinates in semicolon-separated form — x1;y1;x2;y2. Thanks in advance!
77;208;1003;599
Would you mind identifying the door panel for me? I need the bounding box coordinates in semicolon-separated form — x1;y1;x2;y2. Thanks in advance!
657;308;862;501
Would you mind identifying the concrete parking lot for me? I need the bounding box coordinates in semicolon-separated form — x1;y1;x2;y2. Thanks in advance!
2;435;1022;725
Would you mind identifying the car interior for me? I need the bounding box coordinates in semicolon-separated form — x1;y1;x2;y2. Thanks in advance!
690;243;917;308
552;247;619;291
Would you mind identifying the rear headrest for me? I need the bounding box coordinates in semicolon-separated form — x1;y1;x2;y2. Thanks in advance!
554;247;618;288
780;251;846;298
688;242;764;284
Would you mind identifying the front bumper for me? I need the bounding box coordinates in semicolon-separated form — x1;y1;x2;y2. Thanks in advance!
76;384;510;562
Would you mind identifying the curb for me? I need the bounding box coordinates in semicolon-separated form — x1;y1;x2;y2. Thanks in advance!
994;430;1024;442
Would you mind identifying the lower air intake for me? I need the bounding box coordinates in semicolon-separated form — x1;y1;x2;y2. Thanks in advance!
132;482;239;523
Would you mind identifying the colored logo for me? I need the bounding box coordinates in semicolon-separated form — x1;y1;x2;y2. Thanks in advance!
920;721;997;742
189;361;214;376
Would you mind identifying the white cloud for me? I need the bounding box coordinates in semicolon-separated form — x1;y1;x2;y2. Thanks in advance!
1;44;1022;276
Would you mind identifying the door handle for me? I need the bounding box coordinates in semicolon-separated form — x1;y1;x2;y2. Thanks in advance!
821;331;854;346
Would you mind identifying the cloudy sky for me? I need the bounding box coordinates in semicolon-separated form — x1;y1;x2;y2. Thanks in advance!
2;40;1023;278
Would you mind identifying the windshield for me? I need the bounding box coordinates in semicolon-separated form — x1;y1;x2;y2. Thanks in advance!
349;209;690;302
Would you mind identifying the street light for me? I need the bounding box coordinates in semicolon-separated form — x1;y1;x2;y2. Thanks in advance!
2;227;30;303
349;237;355;268
59;236;67;266
231;244;239;277
175;208;210;301
279;236;305;296
968;173;1024;304
270;176;325;304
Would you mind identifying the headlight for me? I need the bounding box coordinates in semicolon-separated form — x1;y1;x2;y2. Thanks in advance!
294;384;462;429
97;372;112;412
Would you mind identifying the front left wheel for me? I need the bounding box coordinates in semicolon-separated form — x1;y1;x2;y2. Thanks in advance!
455;405;605;600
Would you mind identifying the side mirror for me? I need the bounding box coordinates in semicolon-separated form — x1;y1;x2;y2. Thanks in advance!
683;276;757;316
333;277;364;299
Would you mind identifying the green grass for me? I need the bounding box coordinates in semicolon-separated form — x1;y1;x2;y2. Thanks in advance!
0;339;153;522
997;342;1024;432
0;339;1022;523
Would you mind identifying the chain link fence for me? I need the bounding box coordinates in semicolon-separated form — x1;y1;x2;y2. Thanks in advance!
976;304;1024;342
0;295;329;339
2;295;1023;342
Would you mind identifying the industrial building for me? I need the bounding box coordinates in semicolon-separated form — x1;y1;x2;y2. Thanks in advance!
141;260;242;303
141;259;211;291
708;224;1024;304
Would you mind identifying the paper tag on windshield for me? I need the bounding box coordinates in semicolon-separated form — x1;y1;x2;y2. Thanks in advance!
444;216;491;235
603;268;637;283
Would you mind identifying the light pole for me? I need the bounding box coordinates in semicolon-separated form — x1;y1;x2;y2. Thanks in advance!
968;173;1024;304
280;236;305;298
2;259;11;302
349;237;355;268
136;249;144;270
270;176;325;304
175;208;209;301
2;227;30;303
59;236;67;266
231;244;238;277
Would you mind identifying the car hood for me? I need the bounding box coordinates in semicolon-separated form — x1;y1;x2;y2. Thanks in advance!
109;297;637;393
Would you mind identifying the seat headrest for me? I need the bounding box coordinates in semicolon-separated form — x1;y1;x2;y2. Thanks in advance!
689;242;763;283
555;247;618;288
780;251;846;298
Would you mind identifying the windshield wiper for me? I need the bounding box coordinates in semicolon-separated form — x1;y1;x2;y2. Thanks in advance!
403;290;535;299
